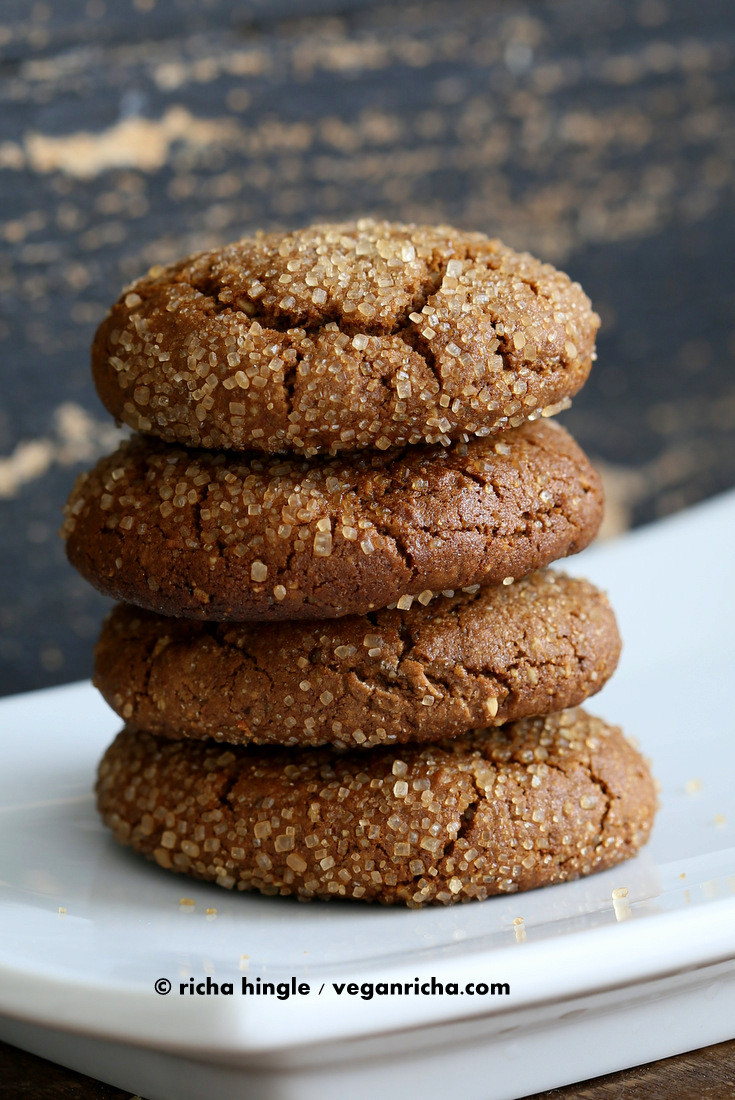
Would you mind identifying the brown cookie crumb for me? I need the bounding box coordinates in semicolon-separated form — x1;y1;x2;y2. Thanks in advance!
96;709;656;906
62;419;603;621
92;219;599;456
94;571;621;748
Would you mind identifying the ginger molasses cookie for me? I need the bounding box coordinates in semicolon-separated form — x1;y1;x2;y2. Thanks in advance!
63;419;603;621
92;219;599;456
96;709;656;906
95;572;620;748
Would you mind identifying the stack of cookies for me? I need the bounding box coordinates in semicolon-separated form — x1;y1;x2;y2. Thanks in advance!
63;220;656;907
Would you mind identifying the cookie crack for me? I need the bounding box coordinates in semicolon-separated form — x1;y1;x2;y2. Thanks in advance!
540;752;614;866
345;664;402;700
282;346;302;415
443;766;486;865
394;614;413;653
456;798;479;844
586;758;615;844
399;251;456;328
186;254;456;343
464;244;546;301
134;629;172;726
392;253;457;391
366;513;419;577
454;464;492;493
218;767;242;811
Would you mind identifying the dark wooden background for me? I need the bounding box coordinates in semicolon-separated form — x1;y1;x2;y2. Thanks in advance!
0;0;733;1096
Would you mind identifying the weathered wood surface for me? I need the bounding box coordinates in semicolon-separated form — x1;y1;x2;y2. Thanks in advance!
1;1035;734;1098
0;1;733;1094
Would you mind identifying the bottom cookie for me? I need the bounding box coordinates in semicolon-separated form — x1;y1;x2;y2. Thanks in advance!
96;709;656;907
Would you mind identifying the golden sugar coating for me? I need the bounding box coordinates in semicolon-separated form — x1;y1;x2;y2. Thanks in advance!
92;219;599;456
95;571;621;748
62;419;603;621
96;709;656;907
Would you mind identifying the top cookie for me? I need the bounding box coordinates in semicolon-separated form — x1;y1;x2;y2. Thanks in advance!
92;219;599;456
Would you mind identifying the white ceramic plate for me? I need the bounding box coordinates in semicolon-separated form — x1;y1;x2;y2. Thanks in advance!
1;492;735;1100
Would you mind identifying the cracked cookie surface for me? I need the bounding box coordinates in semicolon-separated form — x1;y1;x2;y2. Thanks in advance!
96;708;656;906
92;219;599;456
94;571;620;748
62;419;603;621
